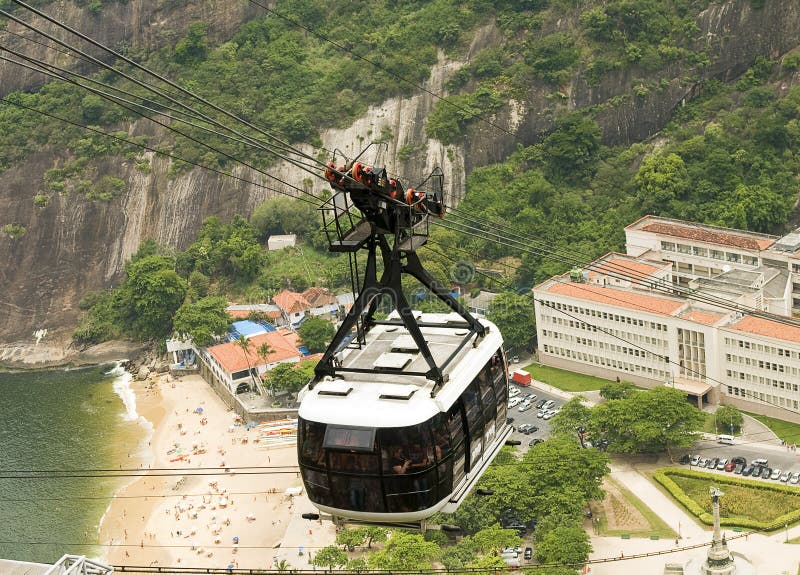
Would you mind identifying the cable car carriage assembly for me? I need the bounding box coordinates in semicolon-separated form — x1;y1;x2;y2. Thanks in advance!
297;144;513;529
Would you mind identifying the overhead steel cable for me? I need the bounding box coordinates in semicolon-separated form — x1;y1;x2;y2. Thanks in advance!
0;49;324;201
438;212;800;330
0;96;321;207
6;0;341;179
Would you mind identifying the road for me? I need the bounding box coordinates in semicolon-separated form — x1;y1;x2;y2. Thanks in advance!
506;384;563;450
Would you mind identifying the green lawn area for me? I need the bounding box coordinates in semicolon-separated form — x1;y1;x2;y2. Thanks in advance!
702;413;742;436
522;363;609;392
662;469;800;528
744;412;800;445
593;477;677;539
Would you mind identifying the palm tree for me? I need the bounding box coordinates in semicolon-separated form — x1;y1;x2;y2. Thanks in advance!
235;335;261;395
274;559;292;573
256;342;275;397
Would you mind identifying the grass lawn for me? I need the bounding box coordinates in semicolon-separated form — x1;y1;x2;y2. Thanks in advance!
702;413;742;436
522;363;609;392
594;477;677;539
669;473;800;524
744;412;800;445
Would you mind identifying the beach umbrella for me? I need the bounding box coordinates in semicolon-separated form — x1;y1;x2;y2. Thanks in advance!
233;536;239;544
196;407;204;414
219;497;228;507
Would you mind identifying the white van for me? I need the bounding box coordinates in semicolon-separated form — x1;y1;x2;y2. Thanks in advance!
717;434;735;445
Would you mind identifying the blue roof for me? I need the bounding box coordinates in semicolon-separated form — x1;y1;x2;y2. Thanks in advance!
298;346;310;356
231;320;268;337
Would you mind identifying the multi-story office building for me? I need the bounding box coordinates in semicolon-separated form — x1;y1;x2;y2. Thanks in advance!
534;248;800;422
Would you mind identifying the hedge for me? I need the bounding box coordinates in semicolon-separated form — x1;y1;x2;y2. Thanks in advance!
653;468;800;531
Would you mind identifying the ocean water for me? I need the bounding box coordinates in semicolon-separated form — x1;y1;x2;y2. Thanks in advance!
0;364;147;564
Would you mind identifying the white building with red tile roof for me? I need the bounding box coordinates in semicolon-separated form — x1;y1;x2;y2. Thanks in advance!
534;251;800;421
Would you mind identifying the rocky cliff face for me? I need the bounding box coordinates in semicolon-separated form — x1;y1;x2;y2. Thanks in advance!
1;0;800;346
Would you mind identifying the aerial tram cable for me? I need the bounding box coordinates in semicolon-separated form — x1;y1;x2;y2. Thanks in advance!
435;214;800;330
1;2;331;182
0;49;327;204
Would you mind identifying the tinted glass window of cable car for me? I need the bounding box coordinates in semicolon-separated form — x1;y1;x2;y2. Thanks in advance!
298;351;509;514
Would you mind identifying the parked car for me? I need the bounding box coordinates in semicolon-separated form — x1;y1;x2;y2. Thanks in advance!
542;400;556;410
679;454;691;465
519;402;533;412
752;458;769;467
536;410;546;418
771;468;782;480
542;410;556;420
790;472;800;484
525;393;538;401
517;423;531;433
741;465;753;476
724;462;736;472
508;387;521;398
716;458;728;470
708;458;719;469
761;467;772;479
731;456;747;466
690;455;701;466
780;471;791;482
508;397;522;408
525;426;539;435
751;466;761;477
529;438;543;447
524;548;533;561
734;463;744;474
506;417;515;425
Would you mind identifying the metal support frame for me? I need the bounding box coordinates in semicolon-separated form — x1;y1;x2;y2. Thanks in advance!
313;159;486;391
43;555;114;575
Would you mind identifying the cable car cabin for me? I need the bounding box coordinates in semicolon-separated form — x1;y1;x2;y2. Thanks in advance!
297;313;511;524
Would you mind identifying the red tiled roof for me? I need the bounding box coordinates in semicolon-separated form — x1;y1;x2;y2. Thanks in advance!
302;287;337;308
273;290;311;315
545;281;685;316
680;310;723;326
588;254;663;280
728;315;800;344
641;222;774;251
208;331;301;374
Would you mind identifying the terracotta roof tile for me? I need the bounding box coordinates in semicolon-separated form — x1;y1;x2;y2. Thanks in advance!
728;315;800;344
679;310;723;326
273;290;311;315
588;254;664;280
641;222;774;251
545;281;685;316
302;287;337;308
208;331;301;374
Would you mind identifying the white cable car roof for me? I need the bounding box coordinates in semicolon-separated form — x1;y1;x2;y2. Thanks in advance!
298;312;505;427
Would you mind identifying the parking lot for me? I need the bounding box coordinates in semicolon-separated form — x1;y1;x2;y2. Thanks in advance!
506;384;563;449
677;439;800;484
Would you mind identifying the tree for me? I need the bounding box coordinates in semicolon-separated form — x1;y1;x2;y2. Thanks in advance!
549;397;593;439
299;316;335;353
311;545;347;570
599;380;638;401
635;152;690;213
116;255;187;339
172;296;231;347
256;342;275;394
466;555;508;574
250;196;320;241
235;335;262;395
263;362;310;394
335;526;388;550
535;524;590;564
715;405;744;432
590;387;705;455
486;292;535;352
273;559;292;572
471;524;522;555
367;531;439;571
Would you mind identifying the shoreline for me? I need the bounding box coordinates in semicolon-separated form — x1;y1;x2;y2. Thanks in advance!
98;372;304;569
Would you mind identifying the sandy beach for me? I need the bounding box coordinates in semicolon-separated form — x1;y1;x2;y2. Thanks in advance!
98;373;322;569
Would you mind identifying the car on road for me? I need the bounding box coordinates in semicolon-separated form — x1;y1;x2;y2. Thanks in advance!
508;397;522;408
791;472;800;484
508;387;521;398
716;458;728;470
734;463;744;474
724;462;736;472
771;468;782;480
519;401;533;412
780;471;791;482
524;547;532;560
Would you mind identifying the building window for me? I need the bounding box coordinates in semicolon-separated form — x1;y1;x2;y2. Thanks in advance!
692;246;708;257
